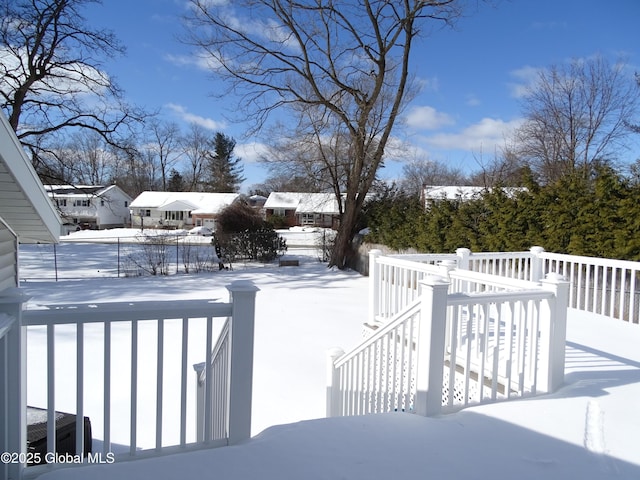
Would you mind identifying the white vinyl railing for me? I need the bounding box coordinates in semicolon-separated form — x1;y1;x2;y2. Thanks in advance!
0;281;257;480
370;247;640;325
538;251;640;323
327;299;422;417
328;250;570;419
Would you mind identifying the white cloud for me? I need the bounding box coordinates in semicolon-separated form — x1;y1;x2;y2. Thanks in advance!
465;94;481;107
165;103;227;130
405;105;455;130
164;52;222;72
423;117;523;152
235;141;270;163
415;75;440;93
508;65;541;98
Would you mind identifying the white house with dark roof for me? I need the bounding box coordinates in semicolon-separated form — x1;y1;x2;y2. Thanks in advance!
264;192;341;229
129;191;240;230
45;184;132;231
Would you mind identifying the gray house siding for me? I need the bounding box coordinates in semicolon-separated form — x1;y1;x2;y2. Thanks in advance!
0;223;17;292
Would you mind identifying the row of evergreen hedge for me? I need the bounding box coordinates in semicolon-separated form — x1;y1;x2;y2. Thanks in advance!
363;167;640;261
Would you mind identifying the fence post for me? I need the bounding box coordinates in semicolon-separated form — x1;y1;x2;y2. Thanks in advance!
226;280;259;445
368;249;382;325
0;288;30;480
326;347;345;417
192;362;205;443
456;248;471;270
539;273;570;393
530;246;545;282
414;276;450;417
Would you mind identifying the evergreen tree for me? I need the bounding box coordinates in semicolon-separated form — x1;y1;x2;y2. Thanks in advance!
204;133;245;192
167;169;187;192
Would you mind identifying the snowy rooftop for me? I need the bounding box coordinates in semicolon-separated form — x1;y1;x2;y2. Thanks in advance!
129;191;240;214
264;192;339;214
423;185;526;201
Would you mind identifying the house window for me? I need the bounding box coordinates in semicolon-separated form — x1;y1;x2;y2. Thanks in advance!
140;209;151;217
100;199;105;206
301;213;315;225
164;211;184;221
56;199;67;207
124;201;128;207
74;199;90;207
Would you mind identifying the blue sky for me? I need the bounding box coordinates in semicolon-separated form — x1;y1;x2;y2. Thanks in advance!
83;0;640;191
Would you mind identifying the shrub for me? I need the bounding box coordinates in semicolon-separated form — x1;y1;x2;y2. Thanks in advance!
215;200;287;264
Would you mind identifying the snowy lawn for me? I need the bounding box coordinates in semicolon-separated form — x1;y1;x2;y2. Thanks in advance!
18;232;640;479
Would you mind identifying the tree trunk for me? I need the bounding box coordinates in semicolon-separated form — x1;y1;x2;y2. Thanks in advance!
329;197;360;269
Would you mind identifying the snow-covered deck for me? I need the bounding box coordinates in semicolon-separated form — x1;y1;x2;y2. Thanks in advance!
36;309;640;480
10;241;640;479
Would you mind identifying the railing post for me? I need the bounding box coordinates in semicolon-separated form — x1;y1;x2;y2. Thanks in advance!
192;362;205;443
530;246;545;282
0;288;29;480
456;248;471;270
414;276;450;417
368;249;382;325
325;347;345;417
226;280;259;445
539;273;570;393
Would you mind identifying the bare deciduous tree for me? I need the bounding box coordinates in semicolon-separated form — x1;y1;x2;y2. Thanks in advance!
515;56;640;183
401;157;468;195
180;123;211;192
147;119;183;191
183;0;466;268
0;0;145;177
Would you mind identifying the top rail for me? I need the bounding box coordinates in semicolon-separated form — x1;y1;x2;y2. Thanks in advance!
23;299;232;325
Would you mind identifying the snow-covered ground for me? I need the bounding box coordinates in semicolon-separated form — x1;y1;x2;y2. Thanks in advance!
18;229;640;479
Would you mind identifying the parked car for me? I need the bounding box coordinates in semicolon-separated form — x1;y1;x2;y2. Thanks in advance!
188;226;214;236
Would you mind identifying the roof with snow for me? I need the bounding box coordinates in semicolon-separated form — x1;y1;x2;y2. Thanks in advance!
130;191;240;215
423;185;526;201
264;192;340;214
44;184;131;200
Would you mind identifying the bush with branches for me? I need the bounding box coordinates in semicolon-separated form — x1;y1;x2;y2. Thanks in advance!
215;200;287;264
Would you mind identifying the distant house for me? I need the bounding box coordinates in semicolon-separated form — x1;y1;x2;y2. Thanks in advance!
129;191;240;230
264;192;341;229
422;185;526;206
45;184;132;232
247;194;267;209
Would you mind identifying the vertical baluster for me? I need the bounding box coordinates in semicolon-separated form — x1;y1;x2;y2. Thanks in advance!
390;327;398;411
407;314;415;412
47;323;56;458
447;306;459;407
464;303;473;405
619;268;627;322
610;267;618;319
130;320;138;455
530;299;541;394
204;317;213;442
630;270;637;324
180;317;189;446
517;301;527;396
593;265;605;313
76;322;84;459
585;264;592;312
103;320;111;455
156;319;164;450
505;301;515;398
